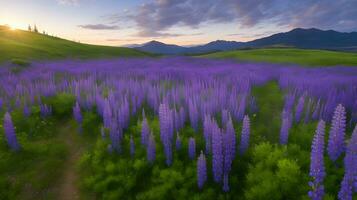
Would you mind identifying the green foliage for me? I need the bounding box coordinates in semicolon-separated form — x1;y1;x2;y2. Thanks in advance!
201;48;357;66
82;111;101;135
251;82;284;144
245;143;307;200
1;82;352;199
47;93;75;118
0;113;68;199
11;58;31;66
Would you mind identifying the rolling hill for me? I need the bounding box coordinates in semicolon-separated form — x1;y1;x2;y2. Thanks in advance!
0;25;150;63
132;28;357;55
200;48;357;66
136;40;187;55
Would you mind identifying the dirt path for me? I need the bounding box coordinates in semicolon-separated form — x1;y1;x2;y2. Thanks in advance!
56;124;83;200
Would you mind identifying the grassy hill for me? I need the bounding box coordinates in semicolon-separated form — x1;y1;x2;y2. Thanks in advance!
0;26;150;63
200;48;357;66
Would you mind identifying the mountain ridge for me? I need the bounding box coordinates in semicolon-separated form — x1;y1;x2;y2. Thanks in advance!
131;28;357;55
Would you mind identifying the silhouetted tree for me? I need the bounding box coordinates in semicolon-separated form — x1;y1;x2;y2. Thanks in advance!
33;24;38;33
28;24;32;32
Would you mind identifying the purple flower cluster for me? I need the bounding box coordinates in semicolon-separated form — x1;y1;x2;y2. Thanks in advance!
295;95;305;123
212;121;223;183
338;125;357;200
223;115;236;175
203;115;213;154
239;115;250;155
3;112;21;151
23;104;31;117
309;120;326;200
0;57;356;193
73;102;82;123
197;151;207;189
141;111;149;147
147;132;156;164
188;137;196;160
280;110;292;145
327;104;346;162
159;103;174;166
207;114;237;188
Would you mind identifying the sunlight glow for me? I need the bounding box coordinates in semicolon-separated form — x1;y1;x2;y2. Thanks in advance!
9;25;17;31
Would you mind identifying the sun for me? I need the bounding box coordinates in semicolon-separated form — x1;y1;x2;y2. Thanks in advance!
9;25;17;31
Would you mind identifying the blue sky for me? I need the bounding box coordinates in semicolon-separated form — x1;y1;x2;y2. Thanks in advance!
1;0;356;46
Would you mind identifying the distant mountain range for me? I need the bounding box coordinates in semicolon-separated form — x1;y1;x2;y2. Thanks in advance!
130;28;357;55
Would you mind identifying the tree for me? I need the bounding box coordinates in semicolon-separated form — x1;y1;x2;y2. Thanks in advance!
28;24;32;32
33;24;38;33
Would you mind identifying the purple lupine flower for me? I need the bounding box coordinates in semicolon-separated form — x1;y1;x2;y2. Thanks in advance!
130;135;135;158
239;115;250;154
338;124;357;200
212;121;223;183
175;132;182;150
109;123;122;153
147;132;156;164
23;104;31;117
223;116;236;175
226;116;236;160
197;151;207;190
339;176;353;200
73;102;82;123
221;109;229;128
284;93;296;112
141;115;149;147
312;100;321;121
309;120;326;200
15;98;21;108
203;114;212;154
280;110;292;145
295;95;305;123
103;99;112;128
3;112;21;151
188;99;199;131
223;173;229;192
188;137;196;160
327;104;346;162
159;103;174;166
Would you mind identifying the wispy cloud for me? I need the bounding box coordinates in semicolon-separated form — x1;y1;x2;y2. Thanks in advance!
110;0;357;37
78;24;120;30
57;0;80;6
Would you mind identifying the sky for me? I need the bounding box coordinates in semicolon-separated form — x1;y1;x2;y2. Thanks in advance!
1;0;357;46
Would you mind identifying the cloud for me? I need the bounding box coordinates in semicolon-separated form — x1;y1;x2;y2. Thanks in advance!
57;0;80;5
78;24;120;30
116;0;357;37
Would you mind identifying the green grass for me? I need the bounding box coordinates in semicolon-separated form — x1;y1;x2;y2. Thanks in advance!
200;48;357;66
0;26;151;63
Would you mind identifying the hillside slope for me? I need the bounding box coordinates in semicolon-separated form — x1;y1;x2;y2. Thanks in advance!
200;48;357;66
0;26;150;62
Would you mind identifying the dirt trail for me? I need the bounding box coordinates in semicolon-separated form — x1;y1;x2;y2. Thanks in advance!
56;124;83;200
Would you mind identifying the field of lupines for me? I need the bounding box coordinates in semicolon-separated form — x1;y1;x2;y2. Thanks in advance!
0;57;357;200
